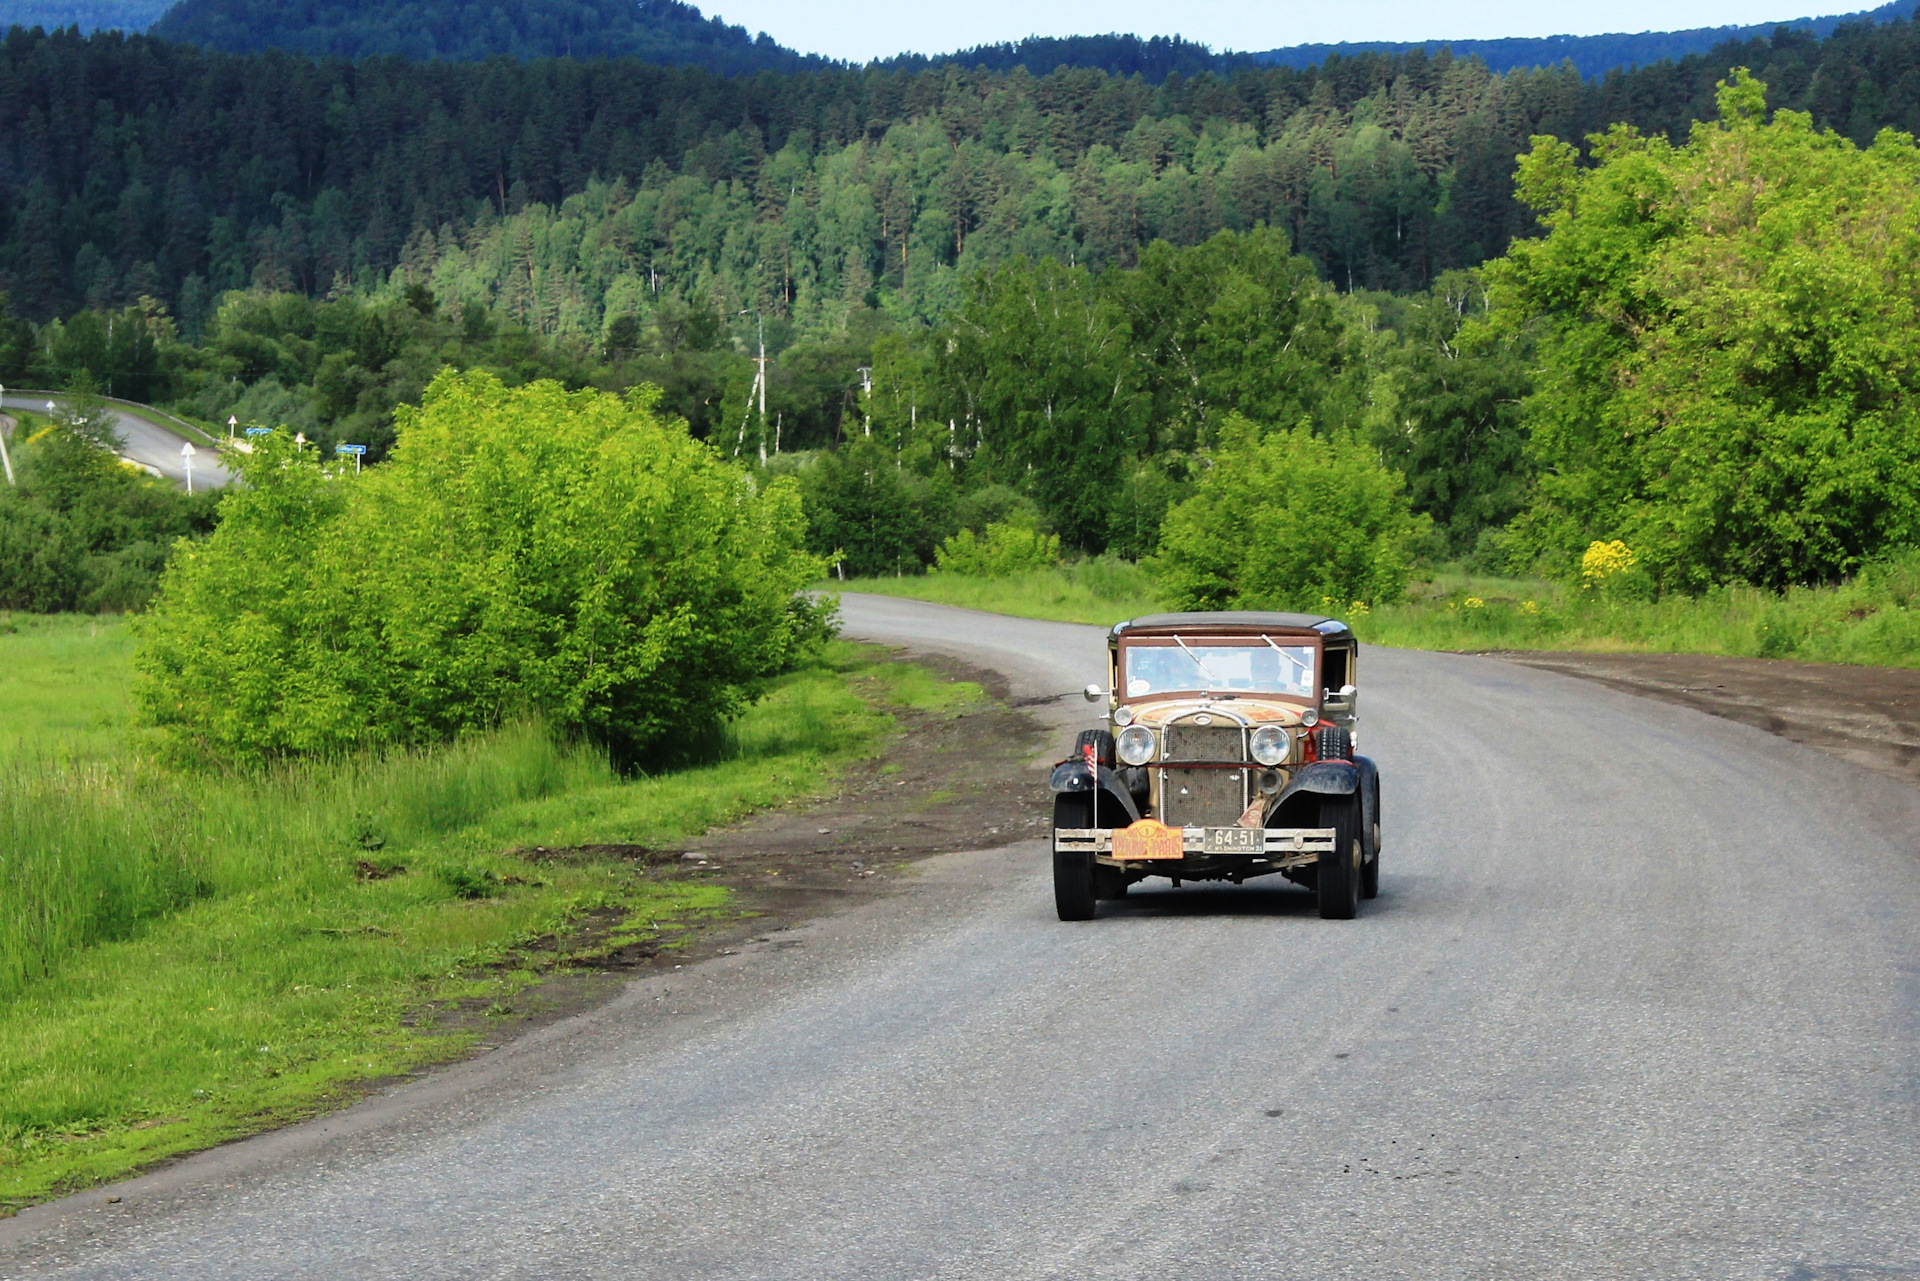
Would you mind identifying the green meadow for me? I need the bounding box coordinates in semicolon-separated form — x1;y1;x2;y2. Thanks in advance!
0;614;973;1209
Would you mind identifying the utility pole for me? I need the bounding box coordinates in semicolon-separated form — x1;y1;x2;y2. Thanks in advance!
0;384;13;486
756;313;768;466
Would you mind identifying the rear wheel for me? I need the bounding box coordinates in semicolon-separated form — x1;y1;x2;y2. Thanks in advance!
1316;794;1362;920
1052;794;1097;921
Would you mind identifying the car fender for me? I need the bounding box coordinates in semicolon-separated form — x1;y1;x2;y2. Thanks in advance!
1263;760;1358;827
1048;759;1144;825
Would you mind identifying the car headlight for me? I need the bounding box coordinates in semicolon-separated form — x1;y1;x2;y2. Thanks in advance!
1300;707;1319;728
1116;725;1157;766
1112;705;1135;727
1249;725;1290;766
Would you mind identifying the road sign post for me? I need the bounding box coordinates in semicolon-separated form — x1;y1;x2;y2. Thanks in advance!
336;443;367;474
180;441;196;494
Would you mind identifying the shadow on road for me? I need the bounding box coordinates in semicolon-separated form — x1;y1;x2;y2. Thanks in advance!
1097;884;1326;918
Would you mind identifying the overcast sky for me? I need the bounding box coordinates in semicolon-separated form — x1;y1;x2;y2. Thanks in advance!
706;1;1868;62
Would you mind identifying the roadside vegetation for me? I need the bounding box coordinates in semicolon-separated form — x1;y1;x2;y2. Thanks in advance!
0;611;975;1208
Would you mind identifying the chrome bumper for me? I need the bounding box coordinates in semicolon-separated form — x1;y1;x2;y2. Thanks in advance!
1054;827;1335;865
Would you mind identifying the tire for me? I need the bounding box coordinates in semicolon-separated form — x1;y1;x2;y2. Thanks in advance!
1360;771;1381;901
1074;729;1116;768
1316;794;1362;920
1313;725;1353;763
1052;794;1097;921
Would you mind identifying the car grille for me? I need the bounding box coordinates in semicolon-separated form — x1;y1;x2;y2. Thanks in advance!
1160;767;1249;828
1162;724;1245;763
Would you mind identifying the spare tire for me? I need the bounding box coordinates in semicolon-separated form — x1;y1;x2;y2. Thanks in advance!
1075;728;1116;768
1313;725;1353;763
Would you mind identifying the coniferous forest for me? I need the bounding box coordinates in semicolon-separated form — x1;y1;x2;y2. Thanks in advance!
7;12;1920;610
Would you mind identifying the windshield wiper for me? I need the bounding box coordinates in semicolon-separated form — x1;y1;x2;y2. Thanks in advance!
1172;634;1220;685
1261;634;1311;689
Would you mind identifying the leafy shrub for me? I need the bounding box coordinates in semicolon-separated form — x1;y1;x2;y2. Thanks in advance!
1150;416;1421;611
134;371;830;766
932;521;1061;576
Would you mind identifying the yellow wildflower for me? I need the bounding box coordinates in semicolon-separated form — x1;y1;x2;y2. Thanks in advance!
1581;540;1636;588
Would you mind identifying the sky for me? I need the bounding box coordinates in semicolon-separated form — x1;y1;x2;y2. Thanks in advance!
705;1;1872;62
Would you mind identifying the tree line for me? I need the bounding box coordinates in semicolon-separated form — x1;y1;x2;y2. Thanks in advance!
12;14;1920;342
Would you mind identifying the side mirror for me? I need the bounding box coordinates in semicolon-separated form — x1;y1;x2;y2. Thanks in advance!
1339;684;1356;700
1082;684;1104;703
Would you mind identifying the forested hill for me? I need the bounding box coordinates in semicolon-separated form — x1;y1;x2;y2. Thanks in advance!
145;0;824;69
1257;0;1914;78
12;14;1920;336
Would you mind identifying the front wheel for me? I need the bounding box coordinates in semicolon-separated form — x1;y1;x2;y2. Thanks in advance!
1052;794;1097;921
1317;794;1362;920
1360;773;1381;901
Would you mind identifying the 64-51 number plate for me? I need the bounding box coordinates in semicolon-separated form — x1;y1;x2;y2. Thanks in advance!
1202;827;1262;854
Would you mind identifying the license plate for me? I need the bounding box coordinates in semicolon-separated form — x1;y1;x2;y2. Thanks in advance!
1203;827;1262;854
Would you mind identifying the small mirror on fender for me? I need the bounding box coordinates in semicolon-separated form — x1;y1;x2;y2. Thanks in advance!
1339;684;1356;699
1083;684;1104;702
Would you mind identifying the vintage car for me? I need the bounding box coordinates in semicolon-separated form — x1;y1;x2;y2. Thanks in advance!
1050;611;1381;921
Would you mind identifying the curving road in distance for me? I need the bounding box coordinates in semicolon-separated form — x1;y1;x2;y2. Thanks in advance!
0;391;231;490
2;594;1918;1279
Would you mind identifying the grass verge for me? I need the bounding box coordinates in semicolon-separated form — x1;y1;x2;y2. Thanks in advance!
0;624;965;1210
1351;557;1920;667
831;550;1920;668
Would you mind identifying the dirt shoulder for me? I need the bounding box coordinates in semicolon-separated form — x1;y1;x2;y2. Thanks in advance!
1488;651;1920;789
452;649;1055;1047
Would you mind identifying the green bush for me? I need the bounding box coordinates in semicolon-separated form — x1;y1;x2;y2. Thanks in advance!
932;520;1061;577
1150;416;1421;612
134;371;830;765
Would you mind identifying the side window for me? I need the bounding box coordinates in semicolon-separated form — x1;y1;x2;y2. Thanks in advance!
1323;646;1350;693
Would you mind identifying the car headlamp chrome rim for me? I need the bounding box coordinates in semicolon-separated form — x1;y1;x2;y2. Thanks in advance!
1112;705;1135;727
1249;725;1289;766
1116;725;1157;766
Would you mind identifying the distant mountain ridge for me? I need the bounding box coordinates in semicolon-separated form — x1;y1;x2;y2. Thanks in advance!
3;0;1913;82
1251;0;1916;77
141;0;827;68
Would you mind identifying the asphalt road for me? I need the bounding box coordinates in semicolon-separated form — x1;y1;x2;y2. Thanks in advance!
0;392;230;490
5;594;1920;1279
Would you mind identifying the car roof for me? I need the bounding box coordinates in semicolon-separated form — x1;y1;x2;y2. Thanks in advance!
1111;611;1355;643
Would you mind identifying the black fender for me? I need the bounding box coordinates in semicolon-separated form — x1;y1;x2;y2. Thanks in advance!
1355;755;1380;861
1264;760;1358;828
1048;759;1144;826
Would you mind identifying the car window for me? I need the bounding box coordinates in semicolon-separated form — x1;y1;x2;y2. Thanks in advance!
1123;640;1316;698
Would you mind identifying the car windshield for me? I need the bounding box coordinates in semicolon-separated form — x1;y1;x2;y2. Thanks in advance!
1122;638;1317;699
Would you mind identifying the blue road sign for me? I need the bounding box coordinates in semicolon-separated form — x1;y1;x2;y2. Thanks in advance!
336;444;368;455
245;427;273;437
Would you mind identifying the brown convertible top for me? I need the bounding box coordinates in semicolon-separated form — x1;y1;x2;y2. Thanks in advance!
1110;611;1354;645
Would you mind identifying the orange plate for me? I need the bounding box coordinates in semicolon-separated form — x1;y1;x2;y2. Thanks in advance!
1113;819;1185;861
